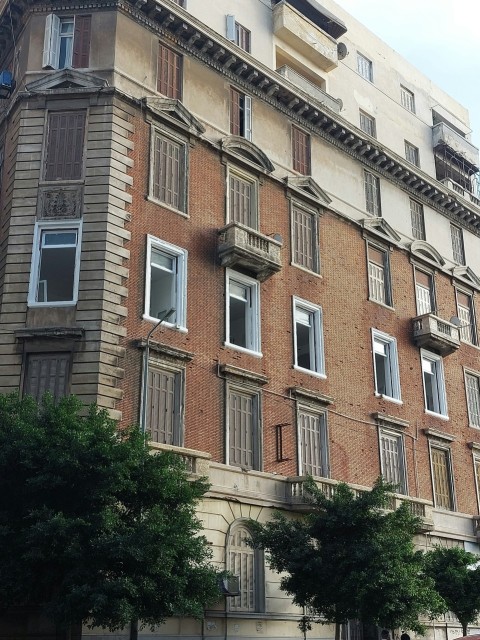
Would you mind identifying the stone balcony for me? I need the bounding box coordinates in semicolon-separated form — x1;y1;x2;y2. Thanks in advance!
218;222;282;281
273;1;339;72
276;65;341;113
412;313;460;356
433;122;479;171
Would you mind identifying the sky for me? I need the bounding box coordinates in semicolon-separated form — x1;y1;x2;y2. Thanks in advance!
335;0;480;150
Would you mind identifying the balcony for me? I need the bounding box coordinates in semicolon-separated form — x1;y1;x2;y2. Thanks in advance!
440;178;480;208
218;222;282;281
412;313;460;356
433;122;479;172
273;1;339;72
276;65;341;113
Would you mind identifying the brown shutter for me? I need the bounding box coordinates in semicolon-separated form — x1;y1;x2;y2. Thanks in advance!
45;111;86;181
157;44;182;99
229;174;253;227
292;126;310;175
153;133;182;209
229;389;254;469
24;353;70;402
431;448;453;510
72;15;91;68
230;88;241;136
293;206;314;270
147;367;179;445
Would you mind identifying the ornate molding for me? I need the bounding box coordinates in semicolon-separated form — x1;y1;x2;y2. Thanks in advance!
37;185;83;220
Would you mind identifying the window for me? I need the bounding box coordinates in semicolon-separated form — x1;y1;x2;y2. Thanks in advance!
230;88;252;141
415;269;435;315
157;43;182;99
23;352;71;401
430;446;454;510
151;129;187;212
372;330;401;401
227;523;263;612
226;15;251;52
293;298;325;376
43;14;91;70
357;52;373;81
146;365;183;446
367;244;392;306
292;125;311;175
226;270;260;354
297;407;328;477
405;141;420;167
410;199;425;240
364;170;381;216
145;236;187;330
379;429;406;494
451;224;465;265
421;350;448;417
465;371;480;428
292;204;318;272
359;110;376;138
456;290;476;344
400;86;415;113
228;169;257;228
227;386;261;470
28;223;81;306
44;111;86;181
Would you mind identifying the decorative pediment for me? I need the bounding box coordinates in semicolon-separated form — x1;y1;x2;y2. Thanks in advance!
26;69;107;91
143;97;205;136
362;217;401;244
284;176;331;205
221;136;274;173
452;266;480;289
409;240;445;267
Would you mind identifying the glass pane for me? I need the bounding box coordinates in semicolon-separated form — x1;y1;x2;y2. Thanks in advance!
150;265;175;321
375;352;387;395
151;249;174;271
230;296;247;347
296;322;312;370
43;231;77;246
38;246;76;302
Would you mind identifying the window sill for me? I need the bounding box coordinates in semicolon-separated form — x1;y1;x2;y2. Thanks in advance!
224;342;262;358
146;195;189;218
368;297;394;310
375;393;403;405
290;262;322;278
425;410;449;421
293;365;326;379
38;179;84;186
28;301;77;308
143;314;188;334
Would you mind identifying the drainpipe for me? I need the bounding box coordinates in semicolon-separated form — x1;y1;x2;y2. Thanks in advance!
140;308;175;434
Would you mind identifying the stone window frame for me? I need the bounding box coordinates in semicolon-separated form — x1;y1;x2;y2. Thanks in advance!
292;296;325;378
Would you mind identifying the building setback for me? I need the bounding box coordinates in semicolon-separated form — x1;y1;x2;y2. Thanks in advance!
0;0;480;638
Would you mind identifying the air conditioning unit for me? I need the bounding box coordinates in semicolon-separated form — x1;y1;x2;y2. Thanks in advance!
0;70;14;98
219;575;240;597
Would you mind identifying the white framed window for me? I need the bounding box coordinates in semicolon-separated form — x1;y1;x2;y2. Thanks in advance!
372;330;401;401
293;297;325;377
43;14;91;70
291;203;319;273
430;445;455;510
230;87;252;141
357;52;373;82
297;406;328;477
225;270;261;354
465;370;480;429
144;235;187;331
400;85;415;113
227;167;258;229
364;170;381;216
227;522;264;612
367;244;392;307
451;224;465;265
28;221;82;307
415;268;435;315
456;289;477;345
359;110;376;137
150;128;188;213
379;428;406;494
226;385;261;470
146;364;184;446
226;15;251;52
410;199;425;240
405;141;420;167
421;350;448;417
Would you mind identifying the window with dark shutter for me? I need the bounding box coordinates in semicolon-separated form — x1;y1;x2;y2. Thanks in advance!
147;366;182;446
229;172;255;228
228;525;256;612
379;430;406;494
152;132;186;211
228;388;259;470
24;352;71;402
45;111;86;181
157;44;182;99
292;125;310;175
293;205;316;271
431;447;454;510
72;15;91;68
298;409;327;477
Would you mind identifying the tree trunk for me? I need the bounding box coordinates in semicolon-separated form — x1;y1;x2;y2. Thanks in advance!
335;622;341;640
462;621;468;637
130;619;138;640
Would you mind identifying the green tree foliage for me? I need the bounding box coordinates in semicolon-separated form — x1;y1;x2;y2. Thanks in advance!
251;478;444;638
0;393;220;633
425;546;480;636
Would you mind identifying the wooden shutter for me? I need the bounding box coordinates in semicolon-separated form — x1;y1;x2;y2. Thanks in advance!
24;353;70;402
299;410;325;477
229;174;253;227
431;448;453;510
293;206;315;270
43;14;60;69
147;367;180;445
157;44;182;99
229;389;255;469
228;526;255;612
466;374;480;428
368;247;386;303
230;88;241;136
72;15;91;68
226;14;236;41
380;432;405;493
292;126;310;175
153;133;182;210
45;111;86;181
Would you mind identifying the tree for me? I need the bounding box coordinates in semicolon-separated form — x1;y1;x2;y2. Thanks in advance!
0;393;221;638
251;478;444;640
425;546;480;636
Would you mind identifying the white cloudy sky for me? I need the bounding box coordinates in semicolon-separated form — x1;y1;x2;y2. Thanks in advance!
335;0;480;149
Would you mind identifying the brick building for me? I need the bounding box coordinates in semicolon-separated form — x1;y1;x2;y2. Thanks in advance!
0;0;479;638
